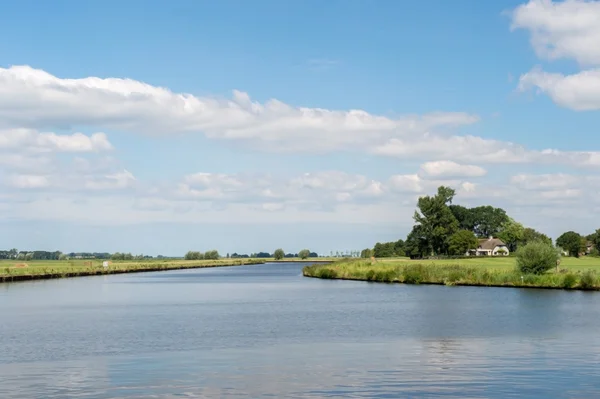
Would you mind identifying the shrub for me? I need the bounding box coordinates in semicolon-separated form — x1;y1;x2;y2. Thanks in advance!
402;264;424;284
562;273;577;289
579;270;597;289
516;241;559;275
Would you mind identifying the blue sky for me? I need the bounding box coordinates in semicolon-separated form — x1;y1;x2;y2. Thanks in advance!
0;0;599;255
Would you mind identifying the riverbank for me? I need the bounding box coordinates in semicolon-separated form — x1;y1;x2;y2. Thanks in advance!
0;259;265;283
302;258;600;290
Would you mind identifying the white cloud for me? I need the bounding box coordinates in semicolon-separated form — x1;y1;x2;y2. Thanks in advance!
510;0;600;66
7;174;50;189
0;129;112;152
518;67;600;110
418;160;487;178
0;65;478;153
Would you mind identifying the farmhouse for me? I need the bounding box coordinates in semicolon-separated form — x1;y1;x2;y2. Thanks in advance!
466;237;509;256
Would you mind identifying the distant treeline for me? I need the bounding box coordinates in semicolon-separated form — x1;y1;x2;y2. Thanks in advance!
0;250;172;261
185;250;320;260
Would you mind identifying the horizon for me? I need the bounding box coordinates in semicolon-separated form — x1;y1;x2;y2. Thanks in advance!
1;0;599;254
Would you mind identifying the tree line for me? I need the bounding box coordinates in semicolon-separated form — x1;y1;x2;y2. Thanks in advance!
185;249;318;260
361;186;598;259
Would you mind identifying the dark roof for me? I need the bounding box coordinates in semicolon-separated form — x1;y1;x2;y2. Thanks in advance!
478;238;507;250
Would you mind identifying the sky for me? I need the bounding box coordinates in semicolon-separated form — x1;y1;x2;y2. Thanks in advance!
1;0;599;256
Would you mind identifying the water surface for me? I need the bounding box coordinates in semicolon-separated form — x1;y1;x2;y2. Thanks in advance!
1;262;600;398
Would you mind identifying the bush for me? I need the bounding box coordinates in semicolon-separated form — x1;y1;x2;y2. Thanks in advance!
516;241;559;275
579;270;597;289
562;273;577;288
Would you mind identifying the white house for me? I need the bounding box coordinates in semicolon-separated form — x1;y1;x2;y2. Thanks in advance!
466;237;509;256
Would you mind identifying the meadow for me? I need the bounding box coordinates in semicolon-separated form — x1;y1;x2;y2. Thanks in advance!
0;258;265;282
302;256;600;290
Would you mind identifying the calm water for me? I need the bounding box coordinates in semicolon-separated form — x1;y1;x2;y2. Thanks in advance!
2;262;600;398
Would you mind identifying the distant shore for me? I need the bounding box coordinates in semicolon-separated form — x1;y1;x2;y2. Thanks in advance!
0;259;265;283
302;258;600;291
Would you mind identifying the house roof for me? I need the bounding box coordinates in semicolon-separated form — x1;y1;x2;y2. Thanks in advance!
478;238;506;250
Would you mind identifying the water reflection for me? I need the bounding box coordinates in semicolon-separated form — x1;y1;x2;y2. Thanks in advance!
1;263;600;398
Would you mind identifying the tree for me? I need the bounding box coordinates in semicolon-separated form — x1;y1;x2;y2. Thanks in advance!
204;250;220;260
516;241;559;275
522;227;552;246
470;205;509;238
448;230;478;255
184;251;203;260
373;242;395;258
404;225;430;259
393;239;406;257
273;248;285;260
498;218;524;252
360;248;373;258
298;249;311;259
413;186;459;255
589;229;600;252
556;231;583;257
449;204;475;231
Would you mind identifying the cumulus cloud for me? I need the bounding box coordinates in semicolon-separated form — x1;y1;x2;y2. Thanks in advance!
0;65;477;153
518;68;600;110
510;0;600;66
0;129;112;153
418;161;487;178
2;65;600;168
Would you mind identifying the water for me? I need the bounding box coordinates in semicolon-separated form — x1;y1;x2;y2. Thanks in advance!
1;262;600;398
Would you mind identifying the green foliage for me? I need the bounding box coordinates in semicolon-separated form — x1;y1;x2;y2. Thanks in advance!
556;231;583;257
580;270;597;289
360;248;373;258
273;248;285;260
184;251;204;260
498;218;524;252
562;273;577;288
522;227;552;246
298;249;311;259
413;186;459;255
590;229;600;253
111;252;134;261
470;206;509;238
373;242;395;257
448;230;478;255
204;250;220;260
516;241;559;275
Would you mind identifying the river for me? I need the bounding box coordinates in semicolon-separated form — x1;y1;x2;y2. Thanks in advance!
1;262;600;398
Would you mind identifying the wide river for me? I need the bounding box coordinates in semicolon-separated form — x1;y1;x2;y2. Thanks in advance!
2;262;600;398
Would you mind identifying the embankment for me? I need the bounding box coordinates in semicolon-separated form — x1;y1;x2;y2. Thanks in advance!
302;259;600;291
0;259;264;283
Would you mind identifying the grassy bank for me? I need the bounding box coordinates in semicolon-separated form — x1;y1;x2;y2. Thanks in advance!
0;258;264;283
302;257;600;290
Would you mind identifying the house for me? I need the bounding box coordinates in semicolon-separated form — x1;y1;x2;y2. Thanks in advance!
466;237;509;256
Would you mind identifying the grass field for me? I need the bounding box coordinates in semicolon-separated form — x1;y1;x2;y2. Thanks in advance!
302;256;600;290
371;256;600;271
0;258;265;282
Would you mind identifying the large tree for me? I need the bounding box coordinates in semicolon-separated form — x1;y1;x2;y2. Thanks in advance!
448;230;478;255
413;186;459;255
404;225;430;259
449;204;475;231
273;248;285;260
556;231;583;257
498;218;524;252
470;205;509;238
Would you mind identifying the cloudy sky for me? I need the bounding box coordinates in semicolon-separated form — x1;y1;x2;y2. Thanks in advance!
1;0;599;255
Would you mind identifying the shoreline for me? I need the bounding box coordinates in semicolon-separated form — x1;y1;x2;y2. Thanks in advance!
302;260;600;291
0;259;265;283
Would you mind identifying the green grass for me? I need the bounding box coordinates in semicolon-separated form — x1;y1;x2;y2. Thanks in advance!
302;257;600;290
0;258;265;282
